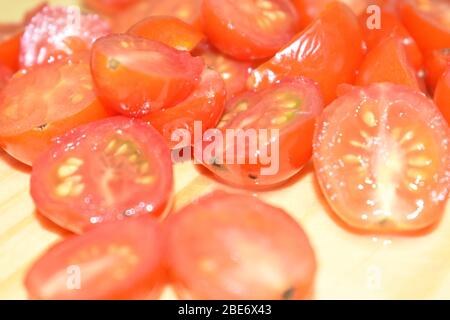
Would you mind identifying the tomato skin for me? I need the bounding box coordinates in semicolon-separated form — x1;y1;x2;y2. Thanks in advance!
202;0;300;61
142;68;226;149
0;29;21;72
248;2;365;104
83;0;139;15
128;16;204;52
26;218;165;300
434;68;450;125
167;191;316;300
424;49;450;92
91;34;204;116
0;64;12;89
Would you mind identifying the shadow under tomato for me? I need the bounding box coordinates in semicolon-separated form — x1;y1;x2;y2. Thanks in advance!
0;148;30;174
34;210;72;237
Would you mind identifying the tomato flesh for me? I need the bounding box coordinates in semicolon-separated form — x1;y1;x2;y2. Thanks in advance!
313;83;450;233
83;0;139;15
424;49;450;92
30;117;173;234
0;64;12;90
434;68;450;125
26;218;165;299
167;191;316;300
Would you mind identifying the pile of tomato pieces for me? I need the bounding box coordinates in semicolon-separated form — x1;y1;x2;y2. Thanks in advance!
0;0;448;300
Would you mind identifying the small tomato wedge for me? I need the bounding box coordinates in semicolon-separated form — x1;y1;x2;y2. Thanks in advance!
424;49;450;92
201;77;323;189
314;83;450;233
435;68;450;125
248;2;364;104
202;0;300;60
26;218;165;300
128;16;204;52
31;117;173;234
167;191;316;300
143;68;226;149
0;57;112;165
91;34;204;116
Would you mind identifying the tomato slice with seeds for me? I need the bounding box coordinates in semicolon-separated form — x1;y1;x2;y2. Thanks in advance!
30;117;173;234
248;2;364;104
201;77;323;189
424;49;450;92
0;57;112;166
167;191;316;300
20;6;111;68
434;68;450;125
128;16;204;52
91;34;204;117
142;68;226;149
313;83;450;233
26;218;165;300
202;0;300;60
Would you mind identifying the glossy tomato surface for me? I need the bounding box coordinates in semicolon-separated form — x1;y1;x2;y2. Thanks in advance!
91;34;204;116
31;117;173;234
314;83;450;233
248;2;364;104
26;218;165;299
167;191;316;300
434;68;450;125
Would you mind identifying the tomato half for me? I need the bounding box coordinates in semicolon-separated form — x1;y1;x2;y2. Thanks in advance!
128;16;204;52
83;0;139;15
202;0;299;61
20;6;111;67
167;191;316;300
248;2;364;104
0;57;112;166
143;68;226;149
399;0;450;52
0;64;12;90
91;34;204;117
31;117;173;234
26;218;165;299
424;49;450;92
435;68;450;125
313;83;450;233
201;77;323;189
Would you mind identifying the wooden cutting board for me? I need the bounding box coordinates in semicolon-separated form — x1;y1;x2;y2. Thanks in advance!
1;0;450;300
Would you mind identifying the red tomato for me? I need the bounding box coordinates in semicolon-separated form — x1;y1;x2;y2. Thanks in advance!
0;64;12;89
83;0;139;15
424;49;450;92
399;0;450;52
26;218;165;299
31;117;173;234
313;83;450;233
167;191;316;300
435;68;450;125
201;77;323;189
143;68;226;149
20;6;111;67
202;0;299;60
193;43;253;98
0;57;112;166
91;34;204;117
356;35;423;91
128;16;204;51
248;2;365;104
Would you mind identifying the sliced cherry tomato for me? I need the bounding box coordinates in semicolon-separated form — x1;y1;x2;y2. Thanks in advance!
399;0;450;52
26;218;165;299
434;68;450;125
424;49;450;92
356;35;423;91
142;68;226;149
83;0;139;15
0;64;12;90
313;83;450;233
0;57;112;166
128;16;204;52
167;191;316;300
248;2;365;104
91;34;204;117
201;77;323;189
31;117;173;234
202;0;299;61
193;43;253;98
20;6;111;67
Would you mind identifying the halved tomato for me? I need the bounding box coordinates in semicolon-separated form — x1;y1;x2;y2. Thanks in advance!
31;117;173;234
248;2;364;104
0;64;12;90
0;57;112;165
202;0;300;60
128;16;204;52
143;68;226;149
20;6;111;67
424;49;450;92
435;68;450;124
313;83;450;233
26;217;165;299
91;34;204;116
167;191;316;300
201;77;323;189
83;0;139;15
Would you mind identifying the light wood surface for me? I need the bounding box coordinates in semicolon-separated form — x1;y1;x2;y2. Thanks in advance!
1;0;450;300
